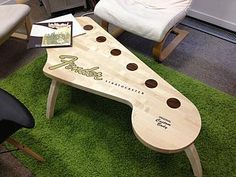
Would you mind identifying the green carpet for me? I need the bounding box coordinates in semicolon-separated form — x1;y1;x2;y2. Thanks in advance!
0;52;235;177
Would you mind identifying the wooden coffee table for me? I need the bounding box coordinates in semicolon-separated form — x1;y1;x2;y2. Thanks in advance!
43;17;202;177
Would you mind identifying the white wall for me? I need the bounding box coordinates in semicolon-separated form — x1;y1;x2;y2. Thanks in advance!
0;0;16;5
188;0;236;32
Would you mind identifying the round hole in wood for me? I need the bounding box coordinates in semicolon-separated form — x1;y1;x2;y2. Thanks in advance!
83;25;93;30
167;98;181;109
145;79;158;88
126;63;138;71
110;49;121;56
96;36;106;42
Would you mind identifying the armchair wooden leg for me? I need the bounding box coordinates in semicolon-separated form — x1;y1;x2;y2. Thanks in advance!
184;143;202;177
101;20;125;38
111;28;125;38
6;137;45;162
25;15;32;40
152;40;166;63
11;14;32;41
16;0;29;3
101;20;109;31
11;33;28;40
153;27;189;62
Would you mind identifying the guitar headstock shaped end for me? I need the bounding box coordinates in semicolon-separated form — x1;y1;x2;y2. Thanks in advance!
131;97;201;153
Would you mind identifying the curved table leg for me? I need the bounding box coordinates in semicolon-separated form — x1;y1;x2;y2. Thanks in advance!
46;79;59;119
184;143;202;177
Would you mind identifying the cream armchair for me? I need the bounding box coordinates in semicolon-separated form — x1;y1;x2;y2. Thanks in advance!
94;0;192;62
0;2;31;45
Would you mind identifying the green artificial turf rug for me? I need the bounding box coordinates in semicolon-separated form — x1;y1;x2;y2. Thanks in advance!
0;52;235;177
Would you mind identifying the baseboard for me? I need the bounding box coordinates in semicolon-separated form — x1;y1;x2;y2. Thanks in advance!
188;9;236;32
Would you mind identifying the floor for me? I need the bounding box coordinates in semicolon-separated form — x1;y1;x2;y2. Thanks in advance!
117;27;236;97
0;0;235;176
0;146;34;177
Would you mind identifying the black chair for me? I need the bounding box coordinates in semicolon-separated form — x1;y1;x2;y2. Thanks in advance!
0;88;44;162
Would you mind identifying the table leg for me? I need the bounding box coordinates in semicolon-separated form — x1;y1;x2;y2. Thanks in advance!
46;79;59;119
184;143;202;177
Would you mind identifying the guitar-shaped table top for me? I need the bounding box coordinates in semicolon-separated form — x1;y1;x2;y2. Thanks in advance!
43;17;201;154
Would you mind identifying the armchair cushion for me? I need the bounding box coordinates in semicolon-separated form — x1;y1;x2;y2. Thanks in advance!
0;4;30;40
94;0;191;41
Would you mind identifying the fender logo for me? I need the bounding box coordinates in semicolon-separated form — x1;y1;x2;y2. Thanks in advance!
49;55;103;80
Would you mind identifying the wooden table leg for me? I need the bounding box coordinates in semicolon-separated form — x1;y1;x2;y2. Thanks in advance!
184;143;202;177
46;79;59;119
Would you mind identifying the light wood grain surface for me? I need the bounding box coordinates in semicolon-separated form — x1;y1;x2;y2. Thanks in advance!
43;17;201;154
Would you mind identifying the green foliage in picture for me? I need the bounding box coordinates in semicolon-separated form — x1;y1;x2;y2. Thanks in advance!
42;27;71;46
